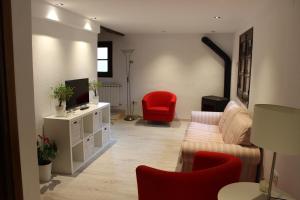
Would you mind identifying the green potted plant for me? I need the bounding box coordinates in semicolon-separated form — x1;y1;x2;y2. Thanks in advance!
89;80;102;105
52;83;73;116
37;135;58;182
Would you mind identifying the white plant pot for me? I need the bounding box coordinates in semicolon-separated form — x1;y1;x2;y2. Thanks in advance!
91;95;99;105
39;162;52;182
55;105;66;117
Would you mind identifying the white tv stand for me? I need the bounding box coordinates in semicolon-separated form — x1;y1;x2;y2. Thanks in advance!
44;103;112;174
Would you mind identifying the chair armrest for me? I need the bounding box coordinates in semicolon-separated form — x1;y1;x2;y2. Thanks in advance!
191;111;222;125
169;95;177;111
170;95;177;103
192;151;242;172
181;141;261;166
142;99;149;109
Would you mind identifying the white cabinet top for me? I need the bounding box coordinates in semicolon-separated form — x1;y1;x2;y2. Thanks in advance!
45;102;110;121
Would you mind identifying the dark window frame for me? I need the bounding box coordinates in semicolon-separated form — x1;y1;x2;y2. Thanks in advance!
97;41;112;78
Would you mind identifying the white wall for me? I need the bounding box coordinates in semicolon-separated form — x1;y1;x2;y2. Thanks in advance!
11;0;40;199
231;0;300;198
99;33;233;119
32;0;99;34
32;1;99;134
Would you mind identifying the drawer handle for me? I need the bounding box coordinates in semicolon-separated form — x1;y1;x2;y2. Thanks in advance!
104;128;107;130
73;121;77;124
87;138;90;141
95;112;98;115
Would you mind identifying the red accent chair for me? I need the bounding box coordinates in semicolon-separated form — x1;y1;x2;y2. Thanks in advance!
136;151;242;200
142;91;177;122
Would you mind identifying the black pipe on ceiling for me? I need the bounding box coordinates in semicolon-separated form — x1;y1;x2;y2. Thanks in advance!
201;36;232;99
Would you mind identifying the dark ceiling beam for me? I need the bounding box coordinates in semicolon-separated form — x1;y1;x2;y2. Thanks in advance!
100;26;125;36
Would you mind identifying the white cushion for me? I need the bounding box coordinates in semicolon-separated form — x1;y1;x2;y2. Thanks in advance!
219;101;243;133
222;111;252;146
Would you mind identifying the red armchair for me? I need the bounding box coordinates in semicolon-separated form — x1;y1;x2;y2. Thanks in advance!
142;91;177;122
136;151;242;200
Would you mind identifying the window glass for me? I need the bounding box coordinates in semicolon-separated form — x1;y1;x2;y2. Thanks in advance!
97;60;108;72
97;47;108;59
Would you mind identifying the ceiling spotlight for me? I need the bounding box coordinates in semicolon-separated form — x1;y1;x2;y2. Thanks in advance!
214;16;221;19
55;2;64;6
90;17;97;20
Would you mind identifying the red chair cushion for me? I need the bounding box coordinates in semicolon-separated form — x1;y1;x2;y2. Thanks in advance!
147;106;170;114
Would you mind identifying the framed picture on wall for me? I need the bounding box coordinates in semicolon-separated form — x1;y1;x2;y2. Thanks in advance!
237;27;253;107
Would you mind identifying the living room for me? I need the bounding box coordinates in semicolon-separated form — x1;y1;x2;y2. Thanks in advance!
1;0;300;200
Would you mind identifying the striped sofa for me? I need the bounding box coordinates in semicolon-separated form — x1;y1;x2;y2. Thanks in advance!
178;101;261;182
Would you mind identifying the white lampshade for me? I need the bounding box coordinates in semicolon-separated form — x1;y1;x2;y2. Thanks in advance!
251;104;300;155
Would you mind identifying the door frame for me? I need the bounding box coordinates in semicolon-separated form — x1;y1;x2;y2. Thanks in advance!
0;0;24;199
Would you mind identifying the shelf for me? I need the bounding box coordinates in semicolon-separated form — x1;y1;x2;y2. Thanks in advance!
84;132;93;138
93;127;102;135
72;142;84;171
73;161;83;171
44;103;111;174
72;139;83;147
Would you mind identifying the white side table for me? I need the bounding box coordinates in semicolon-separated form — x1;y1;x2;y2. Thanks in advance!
218;182;295;200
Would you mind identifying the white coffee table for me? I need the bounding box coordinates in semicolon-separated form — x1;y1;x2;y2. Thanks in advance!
218;182;295;200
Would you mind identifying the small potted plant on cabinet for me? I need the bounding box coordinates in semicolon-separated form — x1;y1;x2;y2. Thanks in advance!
37;135;58;182
89;80;102;105
52;83;73;117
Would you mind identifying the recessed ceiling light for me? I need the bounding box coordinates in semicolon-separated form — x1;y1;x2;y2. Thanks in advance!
161;30;167;33
211;30;216;33
214;16;221;19
55;2;64;6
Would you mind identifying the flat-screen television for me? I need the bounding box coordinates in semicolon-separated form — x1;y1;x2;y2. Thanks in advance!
65;78;89;110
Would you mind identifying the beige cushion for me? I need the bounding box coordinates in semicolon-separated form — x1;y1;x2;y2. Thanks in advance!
219;101;243;133
222;111;252;145
184;131;223;143
188;122;220;133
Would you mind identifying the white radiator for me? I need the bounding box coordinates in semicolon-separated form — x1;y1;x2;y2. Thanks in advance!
99;83;122;107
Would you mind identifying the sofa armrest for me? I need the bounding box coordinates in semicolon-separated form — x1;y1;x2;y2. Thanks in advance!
191;111;222;125
181;141;261;166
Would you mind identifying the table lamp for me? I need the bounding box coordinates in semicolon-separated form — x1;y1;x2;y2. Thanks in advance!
251;104;300;200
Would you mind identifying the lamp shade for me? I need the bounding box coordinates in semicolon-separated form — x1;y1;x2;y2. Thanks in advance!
251;104;300;155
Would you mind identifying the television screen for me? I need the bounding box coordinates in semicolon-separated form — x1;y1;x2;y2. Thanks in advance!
65;78;89;110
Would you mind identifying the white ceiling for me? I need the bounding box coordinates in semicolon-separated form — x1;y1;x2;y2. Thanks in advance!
45;0;271;34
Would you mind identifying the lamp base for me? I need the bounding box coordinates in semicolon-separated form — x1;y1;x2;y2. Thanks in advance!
260;195;285;200
124;115;136;121
259;194;284;200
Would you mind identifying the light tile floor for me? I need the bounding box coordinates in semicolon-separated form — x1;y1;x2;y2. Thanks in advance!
40;119;187;200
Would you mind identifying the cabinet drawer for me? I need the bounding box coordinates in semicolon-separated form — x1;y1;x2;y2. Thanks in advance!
102;123;110;145
71;119;82;145
84;135;94;159
93;110;102;132
102;123;110;134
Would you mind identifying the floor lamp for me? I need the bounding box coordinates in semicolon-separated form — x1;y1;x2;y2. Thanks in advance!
251;104;300;200
122;49;135;121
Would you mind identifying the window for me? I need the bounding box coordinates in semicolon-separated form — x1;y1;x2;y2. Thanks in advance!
97;41;112;77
